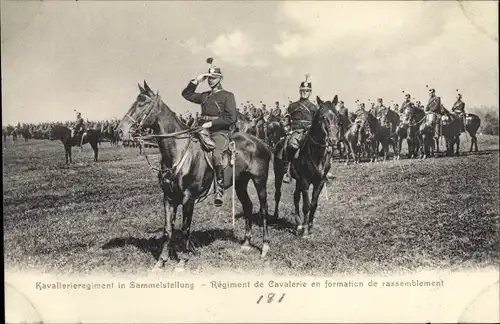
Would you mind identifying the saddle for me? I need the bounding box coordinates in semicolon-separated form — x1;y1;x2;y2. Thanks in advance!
191;128;233;171
277;128;307;160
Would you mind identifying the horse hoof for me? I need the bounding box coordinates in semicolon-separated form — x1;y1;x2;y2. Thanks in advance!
241;244;252;252
261;243;270;258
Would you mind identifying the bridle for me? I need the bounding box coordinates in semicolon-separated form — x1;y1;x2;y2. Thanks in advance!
125;92;161;135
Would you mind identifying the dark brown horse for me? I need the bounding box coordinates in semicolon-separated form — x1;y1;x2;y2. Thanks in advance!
396;105;426;159
463;113;481;152
419;112;438;159
441;113;463;156
273;95;341;237
49;125;100;164
117;81;272;270
266;118;287;151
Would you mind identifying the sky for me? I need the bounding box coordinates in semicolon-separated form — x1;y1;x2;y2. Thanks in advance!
1;0;498;124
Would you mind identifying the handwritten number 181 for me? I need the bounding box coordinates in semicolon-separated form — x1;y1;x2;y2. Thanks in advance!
257;293;285;304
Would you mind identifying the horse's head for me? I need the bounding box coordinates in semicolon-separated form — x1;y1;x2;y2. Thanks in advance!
314;95;341;146
118;80;164;140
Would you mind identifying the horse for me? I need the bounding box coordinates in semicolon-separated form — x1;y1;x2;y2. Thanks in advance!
21;127;32;142
418;112;438;159
376;110;399;161
252;108;267;142
441;113;463;156
49;125;100;164
273;95;341;237
355;111;381;162
266;117;287;151
396;105;426;159
344;121;363;165
463;113;481;152
117;81;272;270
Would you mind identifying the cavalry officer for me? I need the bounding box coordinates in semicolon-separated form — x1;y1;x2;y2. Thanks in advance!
338;101;349;117
400;93;413;116
451;91;466;132
425;87;443;137
181;62;237;207
281;74;318;183
73;111;86;148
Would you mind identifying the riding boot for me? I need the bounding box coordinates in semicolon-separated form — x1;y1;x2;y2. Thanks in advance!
214;165;225;207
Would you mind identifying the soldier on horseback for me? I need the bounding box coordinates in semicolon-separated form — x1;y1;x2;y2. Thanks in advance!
281;73;318;183
73;111;86;148
371;98;387;118
424;87;443;137
338;101;349;117
354;101;366;117
181;59;237;207
451;91;466;132
400;93;414;121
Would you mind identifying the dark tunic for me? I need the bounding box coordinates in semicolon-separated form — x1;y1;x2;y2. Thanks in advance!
181;81;237;132
286;98;318;130
452;100;465;113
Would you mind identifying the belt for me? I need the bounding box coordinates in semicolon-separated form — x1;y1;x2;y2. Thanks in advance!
200;115;219;121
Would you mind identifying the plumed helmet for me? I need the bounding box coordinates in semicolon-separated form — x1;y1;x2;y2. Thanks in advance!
300;73;312;90
206;57;223;77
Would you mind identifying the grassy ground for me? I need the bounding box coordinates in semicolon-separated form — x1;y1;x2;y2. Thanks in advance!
3;135;499;276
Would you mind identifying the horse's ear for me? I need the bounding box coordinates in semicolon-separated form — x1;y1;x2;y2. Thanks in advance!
332;95;339;107
138;83;146;94
316;96;323;106
143;80;153;95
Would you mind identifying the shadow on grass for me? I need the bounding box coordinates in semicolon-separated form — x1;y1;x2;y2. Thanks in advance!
101;228;240;260
235;212;297;233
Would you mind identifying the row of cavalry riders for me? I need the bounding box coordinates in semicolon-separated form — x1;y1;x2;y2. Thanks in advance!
10;78;482;268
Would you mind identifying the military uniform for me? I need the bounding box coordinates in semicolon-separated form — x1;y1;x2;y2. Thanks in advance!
181;65;237;206
452;95;466;131
425;89;442;136
281;75;318;183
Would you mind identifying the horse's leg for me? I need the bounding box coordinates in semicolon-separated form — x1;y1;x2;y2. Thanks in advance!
235;176;253;251
273;158;284;219
455;135;460;156
90;139;99;162
300;183;311;237
383;140;389;161
177;199;194;269
68;145;73;164
304;179;326;237
65;144;69;164
252;175;270;258
473;133;479;152
293;181;302;236
154;193;174;270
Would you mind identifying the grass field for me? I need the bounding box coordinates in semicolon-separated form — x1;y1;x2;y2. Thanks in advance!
3;135;499;276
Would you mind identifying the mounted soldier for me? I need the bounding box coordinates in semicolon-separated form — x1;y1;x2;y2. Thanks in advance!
72;111;86;148
451;90;466;132
400;92;413;120
354;101;366;118
268;101;283;123
280;73;318;183
371;98;387;118
338;101;349;117
181;58;237;207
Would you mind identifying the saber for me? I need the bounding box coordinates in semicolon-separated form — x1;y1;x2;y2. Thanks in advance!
229;141;237;228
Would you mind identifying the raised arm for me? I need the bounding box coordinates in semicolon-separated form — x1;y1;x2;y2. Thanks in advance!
181;80;204;104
